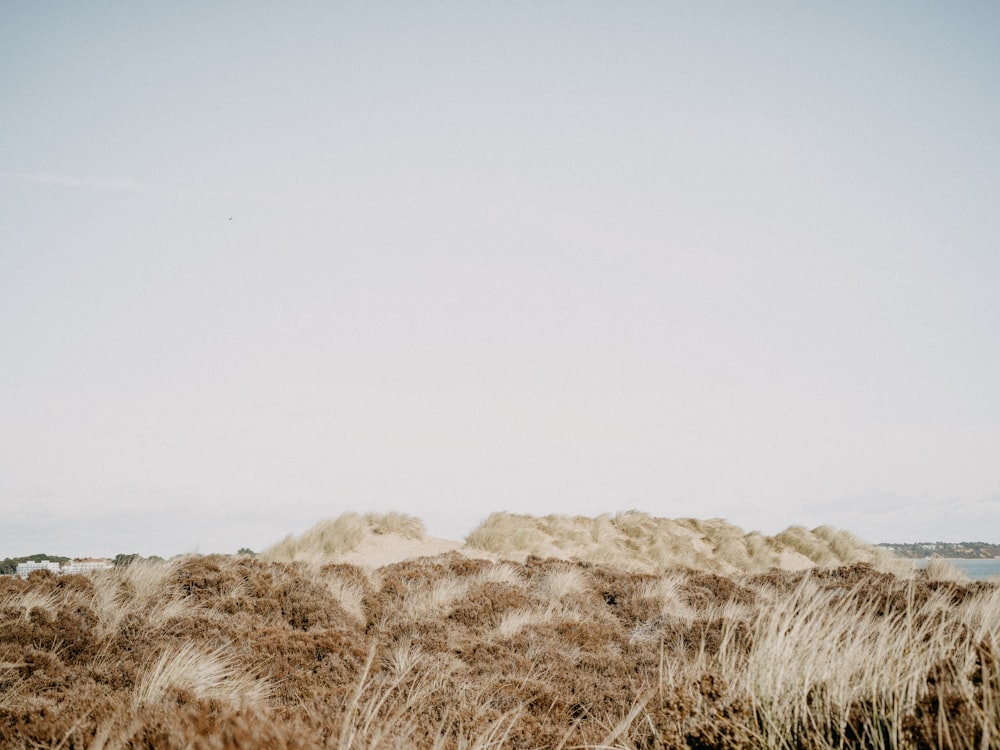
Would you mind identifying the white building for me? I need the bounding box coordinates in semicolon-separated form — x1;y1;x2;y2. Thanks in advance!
62;558;113;575
16;560;62;578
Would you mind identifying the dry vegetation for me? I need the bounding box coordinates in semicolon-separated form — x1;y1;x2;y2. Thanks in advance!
264;511;914;577
266;512;428;563
464;512;914;577
2;546;997;748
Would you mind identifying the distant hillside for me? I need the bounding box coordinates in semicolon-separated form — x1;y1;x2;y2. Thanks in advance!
878;542;1000;559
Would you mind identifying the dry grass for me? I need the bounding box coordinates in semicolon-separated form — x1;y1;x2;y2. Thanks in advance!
0;536;993;748
924;557;972;583
263;512;428;563
133;642;271;707
465;511;913;577
774;525;841;565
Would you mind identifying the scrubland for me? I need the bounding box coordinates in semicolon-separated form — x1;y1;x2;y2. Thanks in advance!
2;541;997;749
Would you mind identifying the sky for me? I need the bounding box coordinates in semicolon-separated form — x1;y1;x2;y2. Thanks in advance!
2;2;999;558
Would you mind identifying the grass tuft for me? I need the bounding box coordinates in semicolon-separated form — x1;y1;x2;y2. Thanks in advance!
133;643;271;707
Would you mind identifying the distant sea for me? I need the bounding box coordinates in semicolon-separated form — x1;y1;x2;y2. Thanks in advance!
915;558;1000;581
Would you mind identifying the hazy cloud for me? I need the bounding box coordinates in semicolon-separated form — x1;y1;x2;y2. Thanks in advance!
1;170;155;194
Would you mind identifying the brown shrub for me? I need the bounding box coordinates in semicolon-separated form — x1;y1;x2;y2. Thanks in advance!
680;572;756;610
1;554;996;749
447;581;536;629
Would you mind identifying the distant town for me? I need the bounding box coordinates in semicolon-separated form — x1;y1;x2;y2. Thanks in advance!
0;552;171;577
0;551;257;577
3;556;113;577
876;542;1000;559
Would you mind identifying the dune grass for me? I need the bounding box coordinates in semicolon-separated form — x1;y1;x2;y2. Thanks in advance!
263;512;428;563
1;544;994;749
464;511;912;576
133;642;271;708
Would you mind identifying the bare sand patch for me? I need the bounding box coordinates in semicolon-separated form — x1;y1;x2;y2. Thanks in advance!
334;534;497;568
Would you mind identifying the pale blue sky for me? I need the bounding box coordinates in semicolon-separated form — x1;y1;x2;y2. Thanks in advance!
2;2;999;557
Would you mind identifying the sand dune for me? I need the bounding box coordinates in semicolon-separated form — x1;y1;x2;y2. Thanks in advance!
263;510;914;576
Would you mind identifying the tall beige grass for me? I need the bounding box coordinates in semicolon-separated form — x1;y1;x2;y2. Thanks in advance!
0;588;62;621
264;512;427;563
133;643;271;708
401;576;470;619
924;557;971;583
335;644;522;750
715;576;999;749
464;511;906;575
89;557;193;637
